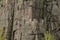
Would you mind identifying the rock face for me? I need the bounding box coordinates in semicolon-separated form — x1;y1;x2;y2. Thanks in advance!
0;0;60;40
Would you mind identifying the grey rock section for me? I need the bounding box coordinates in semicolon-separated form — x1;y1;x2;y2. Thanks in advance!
0;0;60;40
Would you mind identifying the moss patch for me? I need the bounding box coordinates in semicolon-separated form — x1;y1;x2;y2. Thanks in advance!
44;31;55;40
0;26;5;40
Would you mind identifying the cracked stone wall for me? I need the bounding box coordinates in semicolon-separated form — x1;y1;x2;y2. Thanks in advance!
0;0;60;40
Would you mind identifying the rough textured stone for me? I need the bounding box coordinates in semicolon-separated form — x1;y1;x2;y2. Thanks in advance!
0;0;60;40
